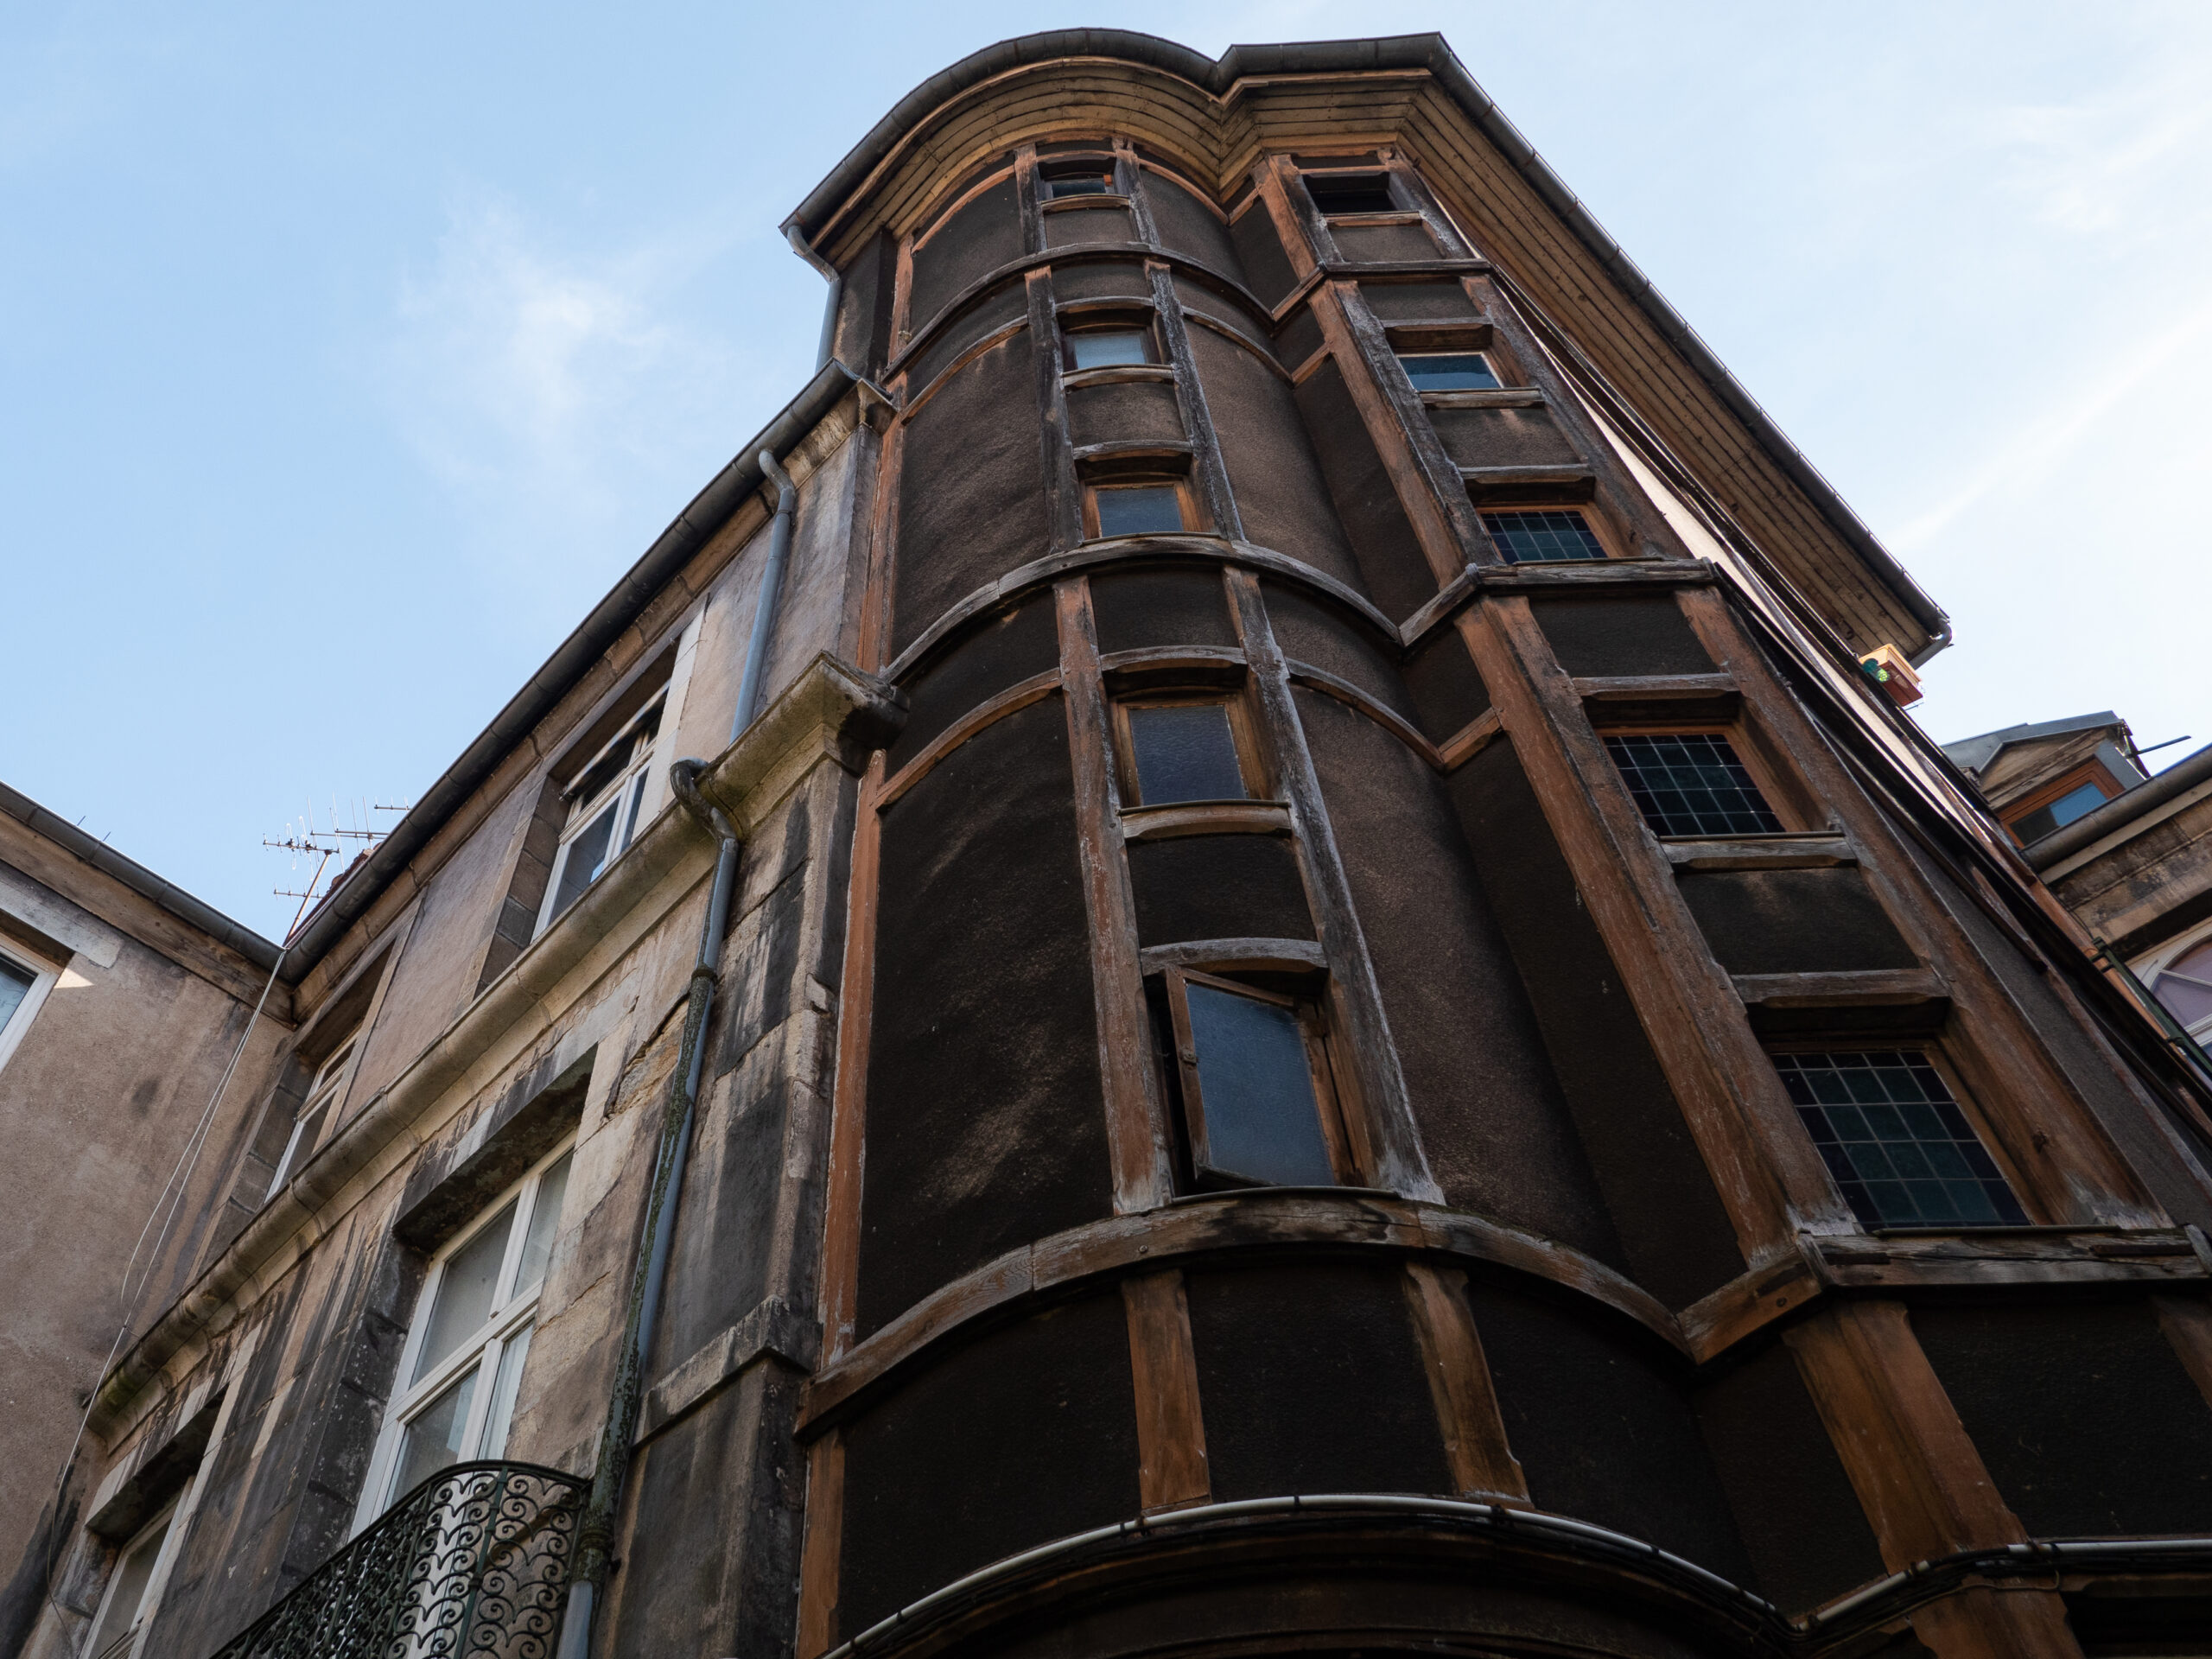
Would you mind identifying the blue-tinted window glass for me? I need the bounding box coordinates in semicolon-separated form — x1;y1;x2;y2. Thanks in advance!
1775;1051;2028;1229
1604;733;1783;837
1045;173;1112;199
1128;703;1248;805
1095;485;1184;537
0;957;35;1033
1481;509;1606;563
1185;982;1335;1186
1400;353;1501;391
2009;780;2111;843
1069;330;1150;370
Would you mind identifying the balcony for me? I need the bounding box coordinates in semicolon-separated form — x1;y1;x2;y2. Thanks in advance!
208;1462;585;1659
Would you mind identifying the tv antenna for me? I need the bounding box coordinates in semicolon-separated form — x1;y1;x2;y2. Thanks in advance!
264;796;413;922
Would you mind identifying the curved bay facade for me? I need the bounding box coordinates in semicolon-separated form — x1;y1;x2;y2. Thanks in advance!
13;32;2212;1659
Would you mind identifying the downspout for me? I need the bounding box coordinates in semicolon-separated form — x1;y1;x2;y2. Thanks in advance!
789;226;842;371
556;449;804;1659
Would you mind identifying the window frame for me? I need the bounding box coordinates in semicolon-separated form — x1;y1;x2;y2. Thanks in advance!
1058;308;1160;374
1160;966;1358;1191
1999;759;2125;847
1109;690;1270;809
85;1497;180;1659
355;1137;576;1533
1082;474;1200;541
1769;1043;2037;1232
535;695;668;938
1395;349;1503;393
2135;922;2212;1052
0;935;62;1077
1298;168;1404;219
265;1027;363;1198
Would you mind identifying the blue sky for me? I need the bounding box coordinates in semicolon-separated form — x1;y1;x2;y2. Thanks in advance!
7;1;2209;938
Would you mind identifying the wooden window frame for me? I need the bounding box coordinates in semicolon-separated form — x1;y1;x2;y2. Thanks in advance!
1999;759;2125;846
1058;306;1160;373
354;1137;575;1532
1082;474;1202;541
1160;965;1361;1191
1590;715;1821;838
1109;686;1271;810
1766;1040;2040;1231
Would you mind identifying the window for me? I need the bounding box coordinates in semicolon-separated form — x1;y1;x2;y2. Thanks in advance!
1041;168;1113;200
1605;733;1784;837
0;940;60;1074
1482;508;1607;564
1305;173;1396;215
266;1032;359;1198
1162;969;1347;1188
538;698;664;933
1066;328;1154;371
363;1144;573;1521
2004;776;2115;845
1117;700;1254;806
86;1503;176;1659
2147;936;2212;1054
1089;482;1188;538
1400;352;1500;391
1775;1051;2028;1229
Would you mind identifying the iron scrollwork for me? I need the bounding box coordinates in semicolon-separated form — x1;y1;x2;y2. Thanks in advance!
207;1461;585;1659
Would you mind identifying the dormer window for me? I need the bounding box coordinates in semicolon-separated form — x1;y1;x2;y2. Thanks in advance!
2002;766;2121;845
537;696;664;932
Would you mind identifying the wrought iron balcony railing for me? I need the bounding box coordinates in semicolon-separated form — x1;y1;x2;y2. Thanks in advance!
207;1461;585;1659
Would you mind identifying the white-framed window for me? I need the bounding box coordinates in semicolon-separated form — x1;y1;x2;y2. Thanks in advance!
0;938;62;1076
536;697;666;938
357;1141;575;1529
265;1032;361;1198
2139;925;2212;1058
85;1500;179;1659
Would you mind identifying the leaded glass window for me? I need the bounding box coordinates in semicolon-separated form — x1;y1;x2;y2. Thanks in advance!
1775;1051;2027;1229
1481;509;1606;563
1604;733;1783;836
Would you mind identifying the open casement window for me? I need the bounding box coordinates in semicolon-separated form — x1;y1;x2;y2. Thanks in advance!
1161;968;1354;1190
265;1030;360;1199
537;696;664;935
1773;1049;2029;1230
1112;695;1265;808
86;1501;177;1659
360;1141;574;1527
1039;161;1116;200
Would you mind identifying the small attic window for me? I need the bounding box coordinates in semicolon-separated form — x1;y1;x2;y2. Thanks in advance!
1305;172;1397;215
2003;772;2118;846
1041;165;1114;200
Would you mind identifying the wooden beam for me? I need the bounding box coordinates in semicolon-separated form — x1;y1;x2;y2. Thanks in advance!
817;754;886;1362
1122;1270;1211;1510
1403;1262;1529;1500
794;1429;843;1657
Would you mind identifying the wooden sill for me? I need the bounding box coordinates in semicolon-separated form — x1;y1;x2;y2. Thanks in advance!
1121;801;1290;842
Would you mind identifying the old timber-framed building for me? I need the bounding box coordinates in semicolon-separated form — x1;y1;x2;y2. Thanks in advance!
9;30;2212;1659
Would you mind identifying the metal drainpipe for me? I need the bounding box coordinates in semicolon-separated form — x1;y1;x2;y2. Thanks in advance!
788;226;842;371
556;450;802;1659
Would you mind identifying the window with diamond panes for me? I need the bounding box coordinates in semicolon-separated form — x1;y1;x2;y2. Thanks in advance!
1775;1051;2027;1229
1481;509;1606;563
1603;733;1783;836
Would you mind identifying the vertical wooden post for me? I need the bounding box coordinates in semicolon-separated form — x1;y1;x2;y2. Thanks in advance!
794;1429;844;1658
1027;268;1083;555
1056;578;1173;1212
1121;1270;1210;1511
817;754;886;1362
1402;1262;1528;1500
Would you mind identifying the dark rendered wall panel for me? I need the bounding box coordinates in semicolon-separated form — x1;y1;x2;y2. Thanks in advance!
1145;172;1240;274
1294;356;1439;622
893;341;1049;658
838;1296;1141;1636
886;594;1061;774
1403;628;1492;742
1694;1344;1887;1613
1187;1262;1452;1500
1187;329;1368;594
1678;868;1918;976
1127;835;1313;947
1265;583;1420;726
1447;743;1744;1306
1294;688;1621;1262
1361;282;1479;322
905;283;1029;401
907;175;1021;334
1466;1281;1759;1589
1428;404;1585;471
1229;205;1298;309
859;700;1110;1337
1914;1301;2212;1537
1531;597;1715;679
1089;566;1236;655
1066;378;1186;448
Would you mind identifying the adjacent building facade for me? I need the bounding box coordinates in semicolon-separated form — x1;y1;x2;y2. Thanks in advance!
9;32;2212;1659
